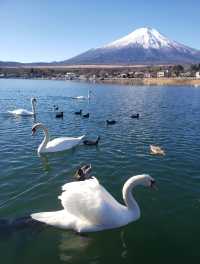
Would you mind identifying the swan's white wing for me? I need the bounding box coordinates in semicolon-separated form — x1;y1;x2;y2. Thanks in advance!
72;96;86;99
8;109;33;116
59;178;124;226
45;135;84;152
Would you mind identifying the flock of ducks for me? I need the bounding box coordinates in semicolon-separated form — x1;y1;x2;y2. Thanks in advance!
7;93;165;233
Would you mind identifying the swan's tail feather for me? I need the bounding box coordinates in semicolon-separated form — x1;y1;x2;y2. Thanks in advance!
31;210;68;228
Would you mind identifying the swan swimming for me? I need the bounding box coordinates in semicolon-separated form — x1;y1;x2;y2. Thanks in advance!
72;89;91;100
32;123;85;155
31;174;156;233
8;97;37;116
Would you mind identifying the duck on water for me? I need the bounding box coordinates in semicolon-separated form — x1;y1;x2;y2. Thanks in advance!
83;136;100;146
75;110;82;115
130;113;139;119
55;111;64;118
106;120;116;125
74;164;92;181
83;113;90;118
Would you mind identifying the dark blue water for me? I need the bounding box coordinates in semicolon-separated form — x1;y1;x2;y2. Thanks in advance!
0;79;200;263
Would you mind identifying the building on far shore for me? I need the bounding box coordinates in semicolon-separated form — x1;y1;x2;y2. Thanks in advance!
157;71;165;78
127;72;134;78
144;72;151;78
120;73;127;78
196;72;200;79
65;72;76;80
79;74;88;80
134;72;144;78
180;72;192;78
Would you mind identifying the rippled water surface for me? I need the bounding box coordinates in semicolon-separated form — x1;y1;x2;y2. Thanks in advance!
0;79;200;263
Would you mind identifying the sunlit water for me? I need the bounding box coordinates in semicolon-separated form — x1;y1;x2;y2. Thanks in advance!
0;79;200;263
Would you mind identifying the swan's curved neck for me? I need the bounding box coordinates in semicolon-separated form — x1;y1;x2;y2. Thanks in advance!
31;100;36;115
122;176;142;216
37;124;49;154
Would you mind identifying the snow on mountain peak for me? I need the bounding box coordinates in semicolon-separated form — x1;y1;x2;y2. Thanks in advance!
104;27;178;49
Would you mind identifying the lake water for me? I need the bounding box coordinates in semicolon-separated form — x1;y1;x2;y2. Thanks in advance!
0;79;200;263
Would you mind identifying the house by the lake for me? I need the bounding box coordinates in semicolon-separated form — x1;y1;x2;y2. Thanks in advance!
196;72;200;79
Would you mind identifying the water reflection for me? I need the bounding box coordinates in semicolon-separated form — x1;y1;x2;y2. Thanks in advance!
58;229;128;263
120;230;128;259
40;155;52;172
59;232;92;262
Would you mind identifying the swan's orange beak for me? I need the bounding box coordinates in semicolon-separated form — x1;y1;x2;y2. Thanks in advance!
32;127;36;136
150;180;158;190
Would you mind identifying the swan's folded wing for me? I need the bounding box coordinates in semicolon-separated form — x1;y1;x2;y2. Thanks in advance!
59;178;121;225
46;136;84;151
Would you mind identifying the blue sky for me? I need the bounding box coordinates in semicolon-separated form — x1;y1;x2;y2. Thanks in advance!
0;0;200;62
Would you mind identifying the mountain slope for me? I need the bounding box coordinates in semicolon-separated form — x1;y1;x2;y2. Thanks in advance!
0;61;23;67
63;27;200;65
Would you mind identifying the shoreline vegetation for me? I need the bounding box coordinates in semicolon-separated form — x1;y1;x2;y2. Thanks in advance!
1;76;200;86
0;64;200;86
99;77;200;86
1;75;200;87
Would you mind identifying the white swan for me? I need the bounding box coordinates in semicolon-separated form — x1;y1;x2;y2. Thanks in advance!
31;174;156;233
8;97;37;116
72;89;91;100
32;123;85;155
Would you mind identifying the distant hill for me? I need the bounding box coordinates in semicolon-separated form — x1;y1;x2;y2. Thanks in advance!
1;27;200;67
0;61;59;67
0;61;23;67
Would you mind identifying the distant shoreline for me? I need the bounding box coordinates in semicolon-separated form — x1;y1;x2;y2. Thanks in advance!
1;63;200;87
1;77;200;87
98;77;200;86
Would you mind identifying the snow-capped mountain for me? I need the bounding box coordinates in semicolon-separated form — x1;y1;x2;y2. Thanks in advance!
63;27;200;65
103;27;190;50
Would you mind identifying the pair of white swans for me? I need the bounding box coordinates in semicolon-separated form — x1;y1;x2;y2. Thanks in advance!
31;174;156;233
8;97;37;116
8;98;84;154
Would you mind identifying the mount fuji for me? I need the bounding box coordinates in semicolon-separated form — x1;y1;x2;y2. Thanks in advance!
63;27;200;65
